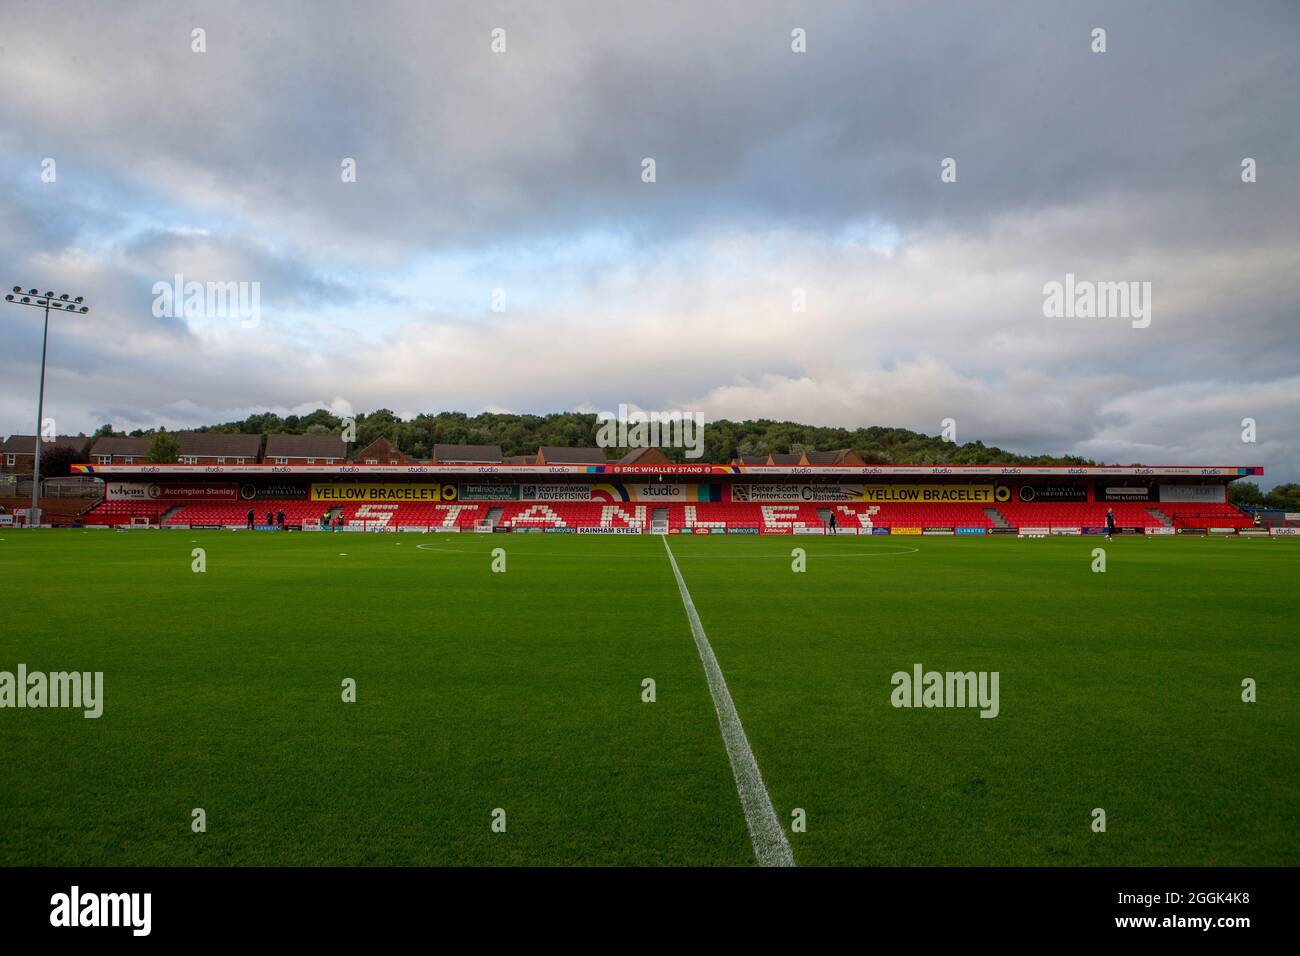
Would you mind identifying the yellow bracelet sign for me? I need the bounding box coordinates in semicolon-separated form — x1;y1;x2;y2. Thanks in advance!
862;484;995;503
311;483;457;502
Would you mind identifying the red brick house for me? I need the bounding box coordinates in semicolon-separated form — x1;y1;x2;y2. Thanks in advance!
1;434;94;474
535;446;609;465
803;449;866;466
263;433;347;465
174;432;264;465
617;447;672;465
351;436;415;465
431;444;504;465
88;436;154;465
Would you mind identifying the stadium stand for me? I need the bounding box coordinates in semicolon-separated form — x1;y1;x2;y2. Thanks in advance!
67;443;1260;533
994;501;1163;530
77;497;1256;532
81;501;172;526
1159;503;1252;530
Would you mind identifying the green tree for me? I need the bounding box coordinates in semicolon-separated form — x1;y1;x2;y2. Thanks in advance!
147;431;181;464
38;444;82;478
1228;481;1263;508
1262;483;1300;511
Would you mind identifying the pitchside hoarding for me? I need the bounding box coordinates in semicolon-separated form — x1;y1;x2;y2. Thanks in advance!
1017;485;1088;502
239;483;309;501
732;483;997;503
1098;486;1151;501
520;484;591;501
106;481;238;501
862;484;995;503
589;482;723;502
310;483;457;502
457;484;520;501
1159;485;1227;503
612;483;694;501
733;484;864;502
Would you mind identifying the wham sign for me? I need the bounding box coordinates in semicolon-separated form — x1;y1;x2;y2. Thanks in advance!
106;482;238;501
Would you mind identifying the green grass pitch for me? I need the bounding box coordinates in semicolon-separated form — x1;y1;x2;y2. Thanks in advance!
0;529;1295;866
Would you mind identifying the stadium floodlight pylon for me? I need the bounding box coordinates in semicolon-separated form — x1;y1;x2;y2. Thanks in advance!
3;285;91;526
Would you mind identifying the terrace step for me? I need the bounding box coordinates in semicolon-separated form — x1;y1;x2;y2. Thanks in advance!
983;506;1011;529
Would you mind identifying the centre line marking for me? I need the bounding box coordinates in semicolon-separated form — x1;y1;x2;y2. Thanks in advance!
660;535;794;867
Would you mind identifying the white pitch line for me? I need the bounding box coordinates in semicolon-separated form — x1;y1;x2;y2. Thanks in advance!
660;535;794;867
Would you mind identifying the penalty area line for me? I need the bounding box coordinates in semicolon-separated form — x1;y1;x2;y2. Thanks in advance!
660;535;794;868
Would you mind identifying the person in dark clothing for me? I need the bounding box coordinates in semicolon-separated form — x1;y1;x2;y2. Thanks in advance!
277;510;286;529
828;512;837;531
1105;507;1116;540
265;511;273;527
246;508;255;530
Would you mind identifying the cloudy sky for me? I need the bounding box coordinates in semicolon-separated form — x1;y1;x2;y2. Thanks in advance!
1;0;1296;483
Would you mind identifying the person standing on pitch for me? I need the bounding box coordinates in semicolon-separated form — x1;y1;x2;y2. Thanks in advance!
1105;507;1116;540
265;510;273;528
246;508;254;530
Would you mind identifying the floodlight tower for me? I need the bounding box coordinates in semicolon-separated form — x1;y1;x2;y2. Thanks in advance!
3;286;91;525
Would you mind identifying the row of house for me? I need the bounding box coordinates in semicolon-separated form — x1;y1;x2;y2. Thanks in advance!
1;431;867;473
732;449;866;467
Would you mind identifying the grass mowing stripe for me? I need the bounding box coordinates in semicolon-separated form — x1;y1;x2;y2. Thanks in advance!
660;535;794;868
